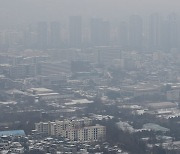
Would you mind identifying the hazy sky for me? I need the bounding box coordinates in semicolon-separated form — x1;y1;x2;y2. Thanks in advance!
0;0;180;24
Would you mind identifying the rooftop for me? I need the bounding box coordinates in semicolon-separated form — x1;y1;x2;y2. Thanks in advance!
143;123;169;132
27;88;53;94
0;130;25;136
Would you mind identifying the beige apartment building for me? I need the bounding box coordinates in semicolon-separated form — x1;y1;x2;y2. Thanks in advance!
35;118;106;142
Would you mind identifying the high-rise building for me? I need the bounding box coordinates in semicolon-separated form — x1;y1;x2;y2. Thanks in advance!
90;18;110;46
129;15;143;51
160;19;169;51
148;13;161;51
118;22;128;50
69;16;82;48
0;32;3;50
168;13;179;50
23;24;37;49
160;13;179;51
37;22;48;49
90;18;101;46
50;21;61;48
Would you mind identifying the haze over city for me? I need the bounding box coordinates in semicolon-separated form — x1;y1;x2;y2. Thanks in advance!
0;0;180;154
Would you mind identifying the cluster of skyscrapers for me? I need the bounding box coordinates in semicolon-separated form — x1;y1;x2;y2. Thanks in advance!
0;13;180;52
118;13;180;52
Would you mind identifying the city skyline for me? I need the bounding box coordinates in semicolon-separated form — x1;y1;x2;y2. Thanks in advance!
1;13;180;52
0;1;180;153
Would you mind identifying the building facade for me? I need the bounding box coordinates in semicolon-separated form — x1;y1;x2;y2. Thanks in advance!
35;118;106;142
